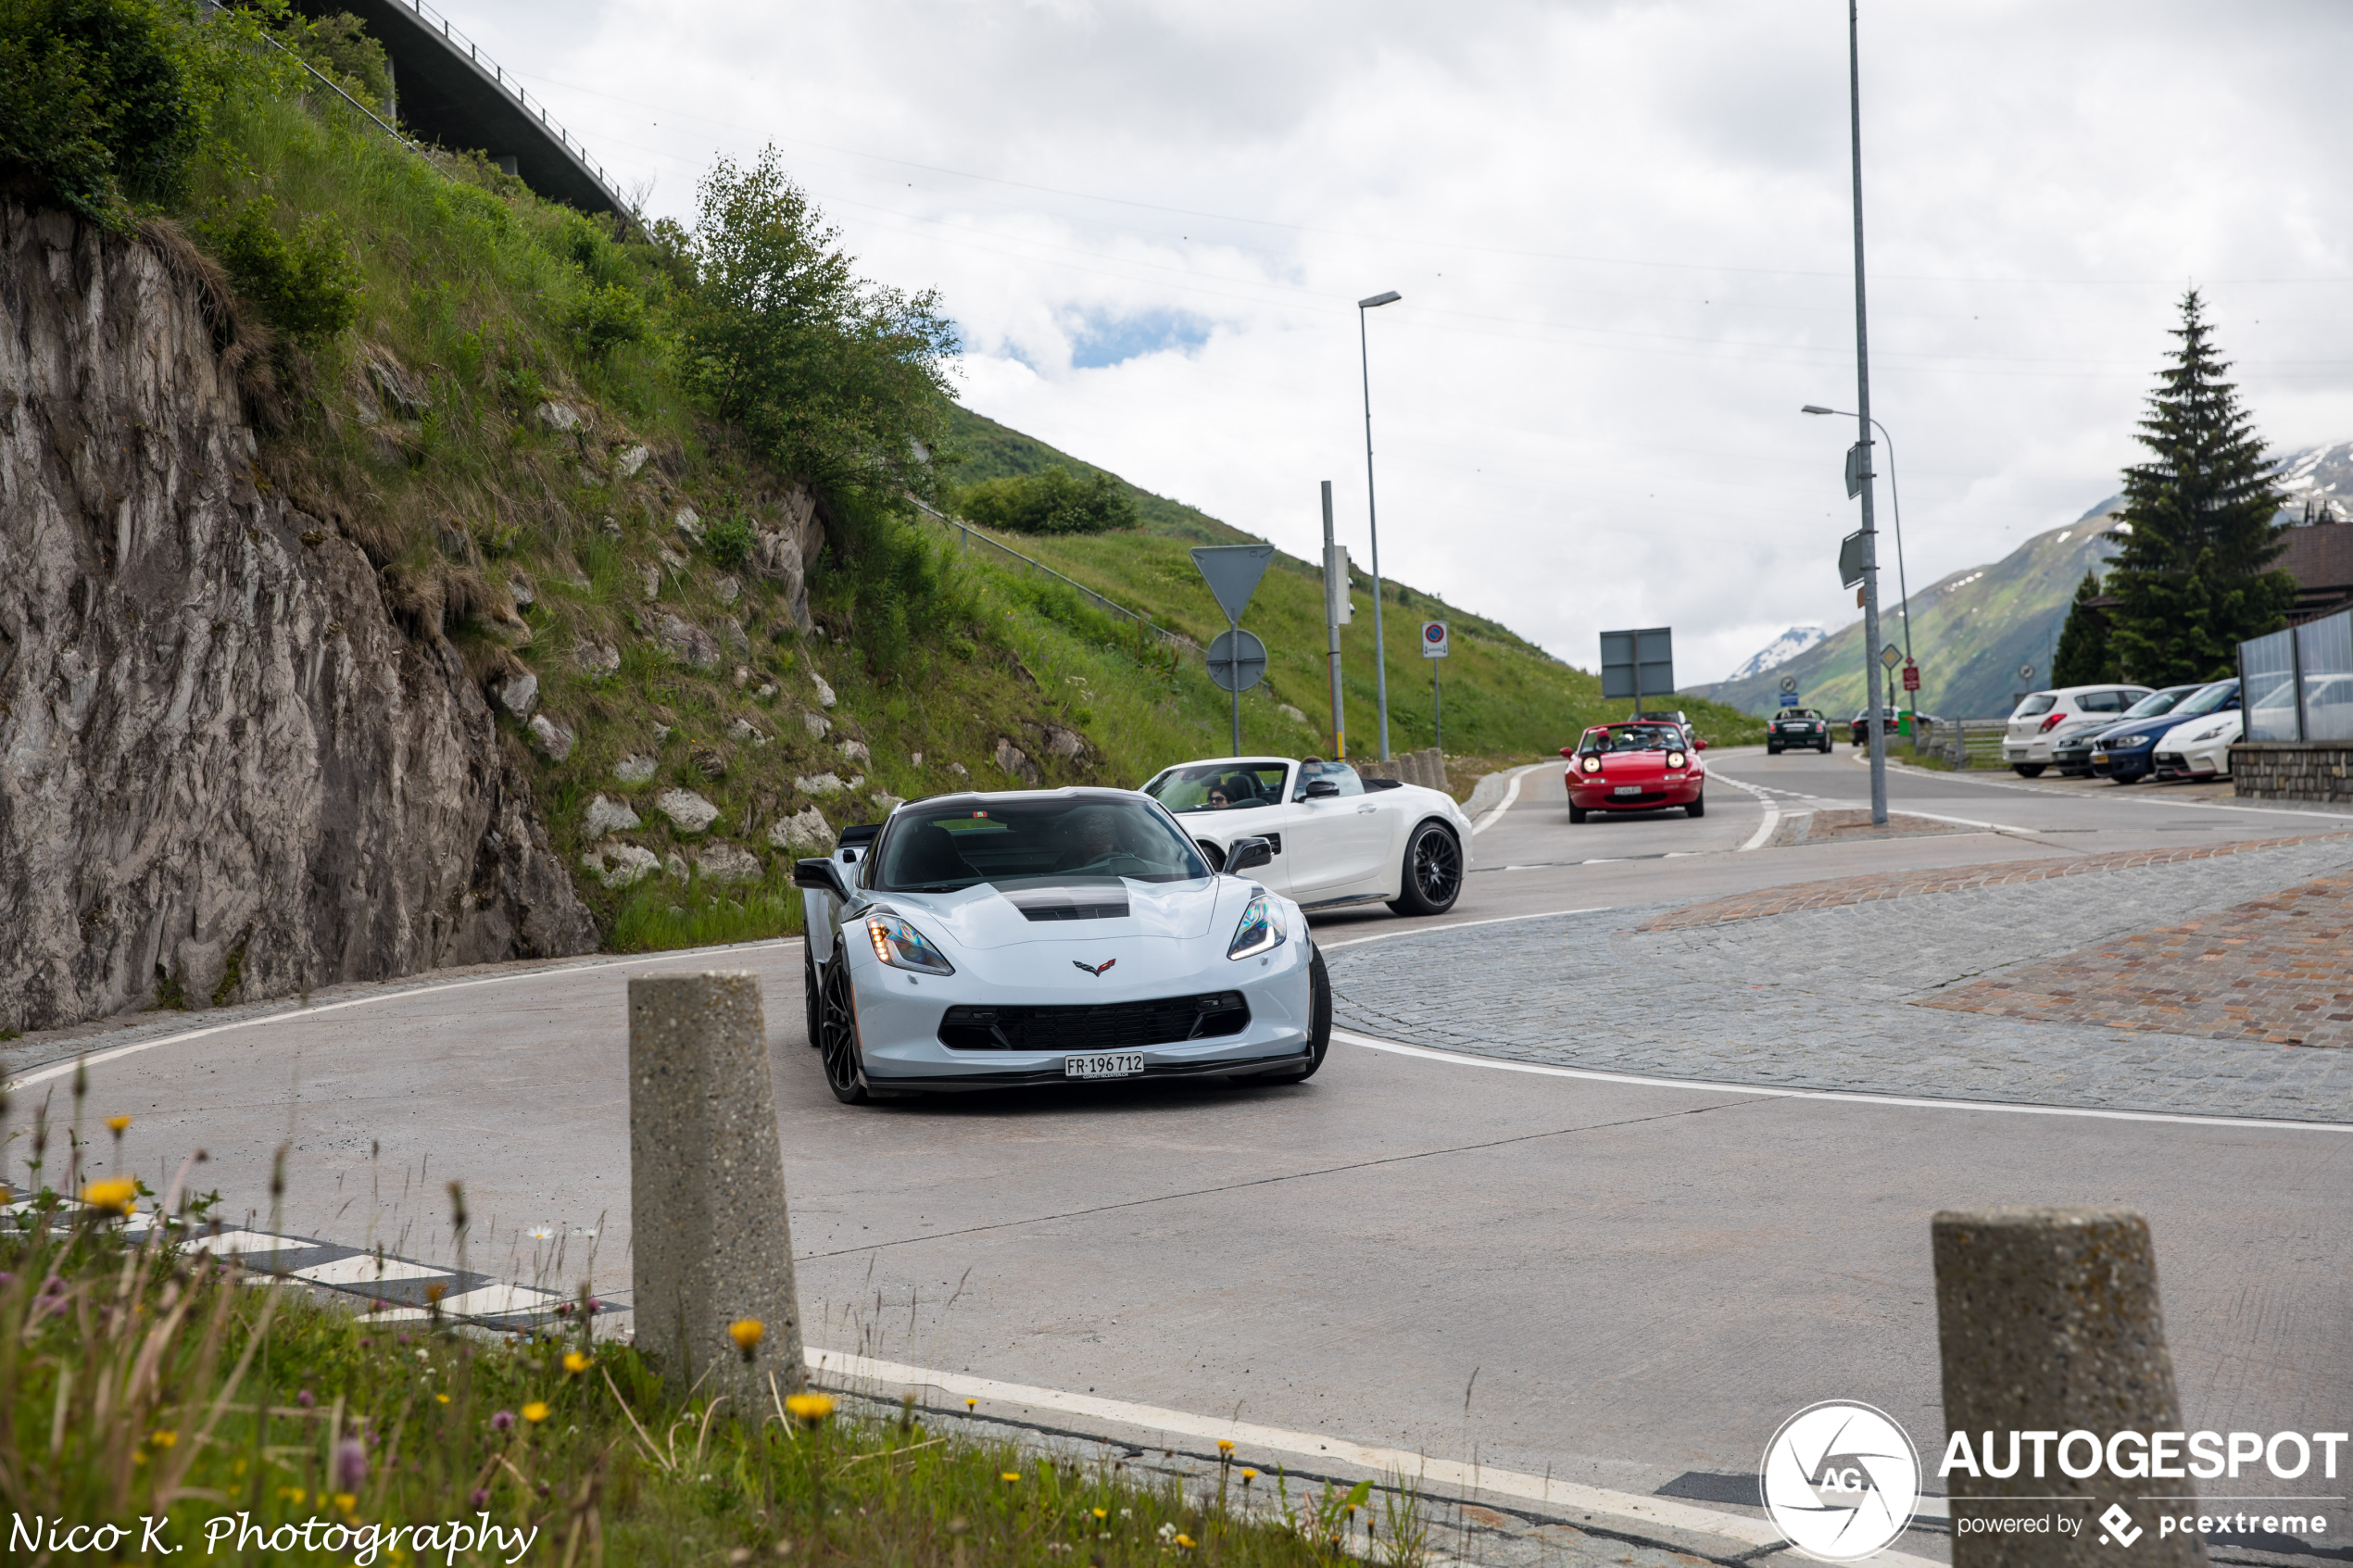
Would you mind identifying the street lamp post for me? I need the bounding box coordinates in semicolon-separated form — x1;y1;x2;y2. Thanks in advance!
1840;1;1888;826
1803;405;1913;698
1357;289;1401;760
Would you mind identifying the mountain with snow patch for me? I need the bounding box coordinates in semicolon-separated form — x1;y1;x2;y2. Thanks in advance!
1724;625;1827;683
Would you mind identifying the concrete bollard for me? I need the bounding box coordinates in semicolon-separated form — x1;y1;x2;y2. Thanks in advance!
628;971;806;1407
1932;1207;2204;1568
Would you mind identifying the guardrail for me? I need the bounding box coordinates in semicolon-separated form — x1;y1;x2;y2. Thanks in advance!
911;503;1197;651
1912;717;2007;769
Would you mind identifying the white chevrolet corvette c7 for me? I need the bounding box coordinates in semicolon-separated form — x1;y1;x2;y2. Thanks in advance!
794;789;1330;1103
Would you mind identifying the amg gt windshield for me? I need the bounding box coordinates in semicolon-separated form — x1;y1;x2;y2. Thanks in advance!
874;797;1211;892
1145;762;1289;812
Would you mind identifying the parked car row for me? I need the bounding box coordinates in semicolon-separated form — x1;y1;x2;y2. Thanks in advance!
2007;680;2245;783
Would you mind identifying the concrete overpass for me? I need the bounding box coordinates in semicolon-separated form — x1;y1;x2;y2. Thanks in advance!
297;0;632;220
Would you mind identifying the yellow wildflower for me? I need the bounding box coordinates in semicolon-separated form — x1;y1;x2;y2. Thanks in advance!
522;1401;550;1424
563;1350;593;1375
1175;1535;1196;1550
1216;1439;1234;1454
107;1115;132;1134
82;1177;137;1214
333;1493;358;1513
279;1486;307;1504
435;1393;450;1405
1240;1469;1258;1483
729;1318;764;1361
1092;1509;1108;1520
1000;1472;1021;1484
148;1430;177;1449
784;1392;835;1426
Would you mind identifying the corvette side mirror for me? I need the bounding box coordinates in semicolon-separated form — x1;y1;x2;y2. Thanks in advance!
1226;836;1274;872
794;858;851;899
1303;780;1340;799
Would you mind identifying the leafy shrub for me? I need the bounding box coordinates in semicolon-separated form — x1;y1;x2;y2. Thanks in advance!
210;198;361;345
0;0;208;228
569;280;646;357
958;464;1138;535
677;146;958;513
703;508;756;570
288;10;389;113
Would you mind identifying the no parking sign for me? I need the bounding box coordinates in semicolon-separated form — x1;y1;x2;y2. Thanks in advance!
1421;621;1449;659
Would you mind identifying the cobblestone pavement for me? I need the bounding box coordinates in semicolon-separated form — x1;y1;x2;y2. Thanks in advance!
1639;831;2353;931
1920;871;2353;1048
1328;835;2353;1121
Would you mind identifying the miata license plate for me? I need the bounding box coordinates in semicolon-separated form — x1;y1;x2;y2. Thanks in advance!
1064;1052;1144;1080
1614;784;1642;796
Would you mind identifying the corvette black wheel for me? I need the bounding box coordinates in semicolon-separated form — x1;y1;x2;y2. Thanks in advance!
1261;947;1331;1085
1387;821;1463;915
815;953;869;1104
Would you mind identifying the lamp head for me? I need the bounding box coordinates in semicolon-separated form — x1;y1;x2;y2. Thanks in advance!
1358;291;1403;309
1800;405;1836;416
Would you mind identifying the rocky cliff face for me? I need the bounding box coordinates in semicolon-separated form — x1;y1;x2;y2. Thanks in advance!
0;201;597;1035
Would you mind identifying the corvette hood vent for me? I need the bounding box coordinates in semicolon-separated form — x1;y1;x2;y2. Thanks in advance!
1007;888;1132;922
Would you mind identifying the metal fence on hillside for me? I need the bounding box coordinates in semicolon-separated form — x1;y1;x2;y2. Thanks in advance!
1911;717;2009;769
2240;606;2353;743
913;506;1197;651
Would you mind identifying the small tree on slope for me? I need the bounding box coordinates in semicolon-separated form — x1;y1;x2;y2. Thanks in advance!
2051;569;2116;687
2104;290;2296;684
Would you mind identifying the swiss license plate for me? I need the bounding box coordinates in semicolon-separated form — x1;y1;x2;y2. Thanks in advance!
1614;784;1642;796
1064;1052;1144;1080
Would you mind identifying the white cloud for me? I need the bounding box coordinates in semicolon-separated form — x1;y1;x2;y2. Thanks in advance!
484;0;2353;681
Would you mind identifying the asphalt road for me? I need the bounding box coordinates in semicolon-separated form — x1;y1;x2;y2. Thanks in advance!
22;749;2353;1557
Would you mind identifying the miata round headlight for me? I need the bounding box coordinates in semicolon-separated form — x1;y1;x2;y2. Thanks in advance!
1667;750;1687;769
1580;756;1601;773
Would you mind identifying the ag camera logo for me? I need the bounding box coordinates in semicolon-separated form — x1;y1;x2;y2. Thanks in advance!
1760;1401;1922;1562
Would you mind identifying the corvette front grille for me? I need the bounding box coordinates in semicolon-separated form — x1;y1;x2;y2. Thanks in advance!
938;994;1251;1052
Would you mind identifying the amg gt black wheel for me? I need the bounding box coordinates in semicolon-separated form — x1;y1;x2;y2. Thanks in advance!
1262;947;1331;1085
1685;792;1705;819
1387;821;1463;916
815;953;869;1105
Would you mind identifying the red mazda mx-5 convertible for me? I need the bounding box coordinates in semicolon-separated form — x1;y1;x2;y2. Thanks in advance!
1562;721;1708;823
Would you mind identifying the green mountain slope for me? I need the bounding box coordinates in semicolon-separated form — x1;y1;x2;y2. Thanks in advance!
938;407;1766;760
1705;502;2125;720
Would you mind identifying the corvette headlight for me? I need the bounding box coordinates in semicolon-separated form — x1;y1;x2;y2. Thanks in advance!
1667;750;1687;769
1227;894;1284;960
1580;756;1601;773
2109;734;2148;748
866;913;954;975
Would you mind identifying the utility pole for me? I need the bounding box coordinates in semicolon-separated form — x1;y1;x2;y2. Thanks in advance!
1358;291;1401;759
1847;0;1889;826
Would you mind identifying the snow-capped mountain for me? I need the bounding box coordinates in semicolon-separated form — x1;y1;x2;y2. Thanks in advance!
1724;625;1827;683
2275;442;2353;522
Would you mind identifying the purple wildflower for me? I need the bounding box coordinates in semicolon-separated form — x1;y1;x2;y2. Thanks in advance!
491;1410;515;1432
333;1436;369;1491
296;1389;315;1409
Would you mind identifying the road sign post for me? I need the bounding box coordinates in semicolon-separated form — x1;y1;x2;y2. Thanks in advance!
1600;627;1673;719
1191;545;1276;756
1321;483;1349;759
1421;621;1449;752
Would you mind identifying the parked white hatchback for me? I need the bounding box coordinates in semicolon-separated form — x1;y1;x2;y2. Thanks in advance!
1139;756;1474;916
2004;684;2155;776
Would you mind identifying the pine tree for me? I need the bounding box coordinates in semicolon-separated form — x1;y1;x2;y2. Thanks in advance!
2051;569;2116;686
2105;290;2296;684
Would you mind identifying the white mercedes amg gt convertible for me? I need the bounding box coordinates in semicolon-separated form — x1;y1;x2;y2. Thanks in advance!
793;788;1331;1104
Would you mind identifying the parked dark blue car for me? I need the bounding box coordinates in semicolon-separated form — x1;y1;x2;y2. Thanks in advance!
2087;681;2239;783
2055;685;2202;778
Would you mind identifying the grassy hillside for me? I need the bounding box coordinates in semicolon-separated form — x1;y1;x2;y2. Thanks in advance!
1705;503;2124;720
938;408;1767;762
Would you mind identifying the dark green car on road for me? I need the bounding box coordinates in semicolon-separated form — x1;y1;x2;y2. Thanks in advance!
1766;709;1832;754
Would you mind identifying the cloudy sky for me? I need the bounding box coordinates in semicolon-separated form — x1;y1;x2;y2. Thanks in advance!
456;0;2353;682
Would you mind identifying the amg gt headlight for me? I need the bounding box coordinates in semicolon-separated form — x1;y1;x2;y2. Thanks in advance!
865;913;954;975
1667;750;1687;769
2109;734;2148;748
1227;894;1284;960
1580;756;1601;773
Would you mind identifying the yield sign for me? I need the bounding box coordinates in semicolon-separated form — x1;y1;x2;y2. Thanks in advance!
1189;545;1275;625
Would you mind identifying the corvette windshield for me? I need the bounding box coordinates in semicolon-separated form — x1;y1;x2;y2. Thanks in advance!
874;797;1210;892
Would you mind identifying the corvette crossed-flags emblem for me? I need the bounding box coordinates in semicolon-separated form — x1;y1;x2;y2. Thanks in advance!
1073;959;1116;977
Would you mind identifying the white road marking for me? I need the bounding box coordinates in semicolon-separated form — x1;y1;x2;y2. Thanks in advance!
1472;760;1552;834
1707;770;1780;850
1317;909;1604;951
4;938;805;1092
1331;1028;2353;1134
807;1348;1942;1564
